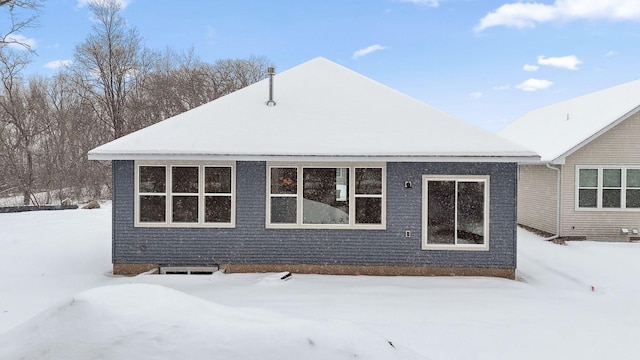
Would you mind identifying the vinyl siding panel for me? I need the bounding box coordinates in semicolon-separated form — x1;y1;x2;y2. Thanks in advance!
560;110;640;239
112;160;518;269
517;165;558;235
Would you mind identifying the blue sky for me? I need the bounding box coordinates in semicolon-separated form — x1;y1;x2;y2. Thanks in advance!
10;0;640;131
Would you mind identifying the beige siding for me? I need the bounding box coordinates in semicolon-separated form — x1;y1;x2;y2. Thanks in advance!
517;165;558;234
560;111;640;240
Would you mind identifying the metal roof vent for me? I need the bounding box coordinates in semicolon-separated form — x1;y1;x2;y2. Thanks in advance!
266;66;276;107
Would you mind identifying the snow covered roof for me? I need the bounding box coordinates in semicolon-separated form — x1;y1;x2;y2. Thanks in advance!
88;57;537;162
499;79;640;164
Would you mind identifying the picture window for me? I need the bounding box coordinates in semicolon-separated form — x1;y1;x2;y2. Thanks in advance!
267;164;385;229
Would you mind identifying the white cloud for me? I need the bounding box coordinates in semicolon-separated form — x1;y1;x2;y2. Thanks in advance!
523;64;539;72
44;60;73;69
516;78;553;92
476;2;556;30
476;0;640;31
493;84;510;91
394;0;440;7
537;55;582;70
77;0;131;9
605;50;618;57
352;44;388;60
469;92;483;99
4;34;37;50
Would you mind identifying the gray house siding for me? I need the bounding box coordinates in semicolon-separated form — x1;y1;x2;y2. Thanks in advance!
112;160;517;271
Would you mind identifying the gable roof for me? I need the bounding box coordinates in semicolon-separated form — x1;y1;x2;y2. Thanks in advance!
499;79;640;164
88;57;537;162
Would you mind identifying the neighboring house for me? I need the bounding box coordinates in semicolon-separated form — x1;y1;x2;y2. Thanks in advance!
88;57;537;279
500;79;640;241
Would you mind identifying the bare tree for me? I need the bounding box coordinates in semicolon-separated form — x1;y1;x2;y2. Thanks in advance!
137;51;271;127
40;71;108;201
0;50;47;205
136;48;212;123
0;0;42;51
121;46;161;131
211;56;271;97
74;0;142;139
0;0;41;203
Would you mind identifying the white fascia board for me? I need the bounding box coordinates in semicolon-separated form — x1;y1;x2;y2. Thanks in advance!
88;152;539;163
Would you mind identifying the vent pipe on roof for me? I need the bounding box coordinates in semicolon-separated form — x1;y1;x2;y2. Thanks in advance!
266;67;276;107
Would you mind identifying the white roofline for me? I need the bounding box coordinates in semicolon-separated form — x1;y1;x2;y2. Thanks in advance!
88;152;539;163
549;105;640;164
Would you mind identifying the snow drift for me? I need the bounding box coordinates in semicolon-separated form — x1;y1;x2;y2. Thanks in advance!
0;283;426;360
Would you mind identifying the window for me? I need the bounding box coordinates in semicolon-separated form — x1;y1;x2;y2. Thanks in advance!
267;164;385;229
576;167;640;210
627;169;640;208
138;166;166;222
355;168;383;224
172;166;199;223
603;169;622;208
135;162;235;227
422;175;489;250
578;169;598;208
270;167;297;224
205;167;233;223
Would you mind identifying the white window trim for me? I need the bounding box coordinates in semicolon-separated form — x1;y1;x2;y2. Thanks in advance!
575;166;640;212
422;175;490;251
265;162;387;230
134;160;236;228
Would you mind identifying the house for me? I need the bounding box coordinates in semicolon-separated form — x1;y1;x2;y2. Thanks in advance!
499;79;640;241
88;57;538;279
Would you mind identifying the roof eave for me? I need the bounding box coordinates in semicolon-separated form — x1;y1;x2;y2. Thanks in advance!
88;152;539;163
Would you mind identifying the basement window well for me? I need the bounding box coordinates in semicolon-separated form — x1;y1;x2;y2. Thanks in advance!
160;266;218;275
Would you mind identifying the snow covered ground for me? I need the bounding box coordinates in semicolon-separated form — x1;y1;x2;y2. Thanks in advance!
1;202;639;359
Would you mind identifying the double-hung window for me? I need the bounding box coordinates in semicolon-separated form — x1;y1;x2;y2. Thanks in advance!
135;162;235;227
267;164;386;229
422;175;490;250
138;166;167;223
577;166;640;210
171;166;199;223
